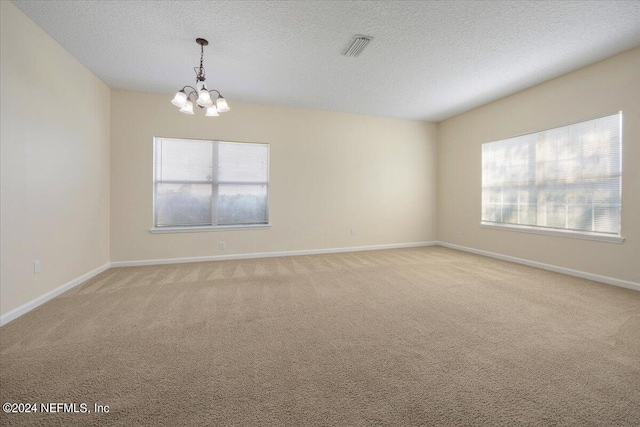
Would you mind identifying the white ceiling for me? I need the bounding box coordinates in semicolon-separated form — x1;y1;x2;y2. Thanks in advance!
12;0;640;122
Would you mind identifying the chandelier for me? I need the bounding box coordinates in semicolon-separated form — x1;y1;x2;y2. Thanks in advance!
171;38;230;116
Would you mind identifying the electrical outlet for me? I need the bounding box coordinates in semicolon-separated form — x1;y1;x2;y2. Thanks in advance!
34;260;41;274
219;242;226;250
458;227;465;235
351;228;357;235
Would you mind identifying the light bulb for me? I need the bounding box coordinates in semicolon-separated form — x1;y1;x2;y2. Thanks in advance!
206;106;219;117
171;90;187;107
216;96;230;113
179;100;194;114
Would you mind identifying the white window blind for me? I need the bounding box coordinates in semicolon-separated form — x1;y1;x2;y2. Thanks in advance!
154;138;269;228
482;113;621;236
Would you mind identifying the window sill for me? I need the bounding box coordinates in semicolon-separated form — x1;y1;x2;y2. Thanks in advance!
480;222;624;244
150;224;271;234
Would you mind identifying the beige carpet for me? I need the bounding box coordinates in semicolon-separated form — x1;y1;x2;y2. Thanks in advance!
1;246;639;426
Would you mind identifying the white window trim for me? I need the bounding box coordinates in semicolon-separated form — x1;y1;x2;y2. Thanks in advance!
481;112;623;239
150;224;271;234
152;137;270;233
480;222;624;244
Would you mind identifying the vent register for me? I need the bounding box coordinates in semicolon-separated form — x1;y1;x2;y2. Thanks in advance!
343;35;372;57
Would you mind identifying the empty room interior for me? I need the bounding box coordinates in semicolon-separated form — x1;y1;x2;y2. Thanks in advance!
1;0;640;425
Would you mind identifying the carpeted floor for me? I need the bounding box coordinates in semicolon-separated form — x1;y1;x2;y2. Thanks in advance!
1;246;639;426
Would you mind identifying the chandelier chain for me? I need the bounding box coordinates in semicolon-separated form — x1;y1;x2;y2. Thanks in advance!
199;43;204;77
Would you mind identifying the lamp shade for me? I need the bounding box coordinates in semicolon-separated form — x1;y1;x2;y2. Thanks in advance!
171;90;187;107
179;100;194;114
196;89;213;107
205;106;219;117
216;96;230;113
198;89;211;102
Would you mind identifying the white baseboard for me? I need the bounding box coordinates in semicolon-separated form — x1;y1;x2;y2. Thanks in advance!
110;241;439;267
437;241;640;292
0;263;111;327
4;240;636;326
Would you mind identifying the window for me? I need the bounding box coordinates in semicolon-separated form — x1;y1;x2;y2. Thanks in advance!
481;113;622;242
152;137;269;231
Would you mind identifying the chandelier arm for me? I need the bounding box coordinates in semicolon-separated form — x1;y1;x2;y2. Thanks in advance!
207;89;221;98
182;86;198;96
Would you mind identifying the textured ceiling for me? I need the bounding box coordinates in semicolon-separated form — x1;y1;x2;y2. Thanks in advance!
12;0;640;121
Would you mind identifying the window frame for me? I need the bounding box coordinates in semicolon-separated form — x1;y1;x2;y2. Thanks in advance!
150;136;271;233
480;112;624;244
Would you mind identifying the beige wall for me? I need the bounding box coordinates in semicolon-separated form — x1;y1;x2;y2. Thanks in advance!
110;90;438;262
438;47;640;283
0;2;111;316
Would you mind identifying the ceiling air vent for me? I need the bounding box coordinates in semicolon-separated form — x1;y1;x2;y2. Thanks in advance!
343;35;372;58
